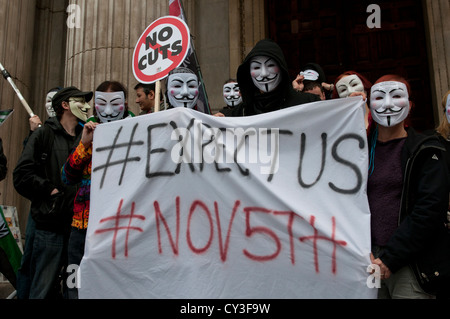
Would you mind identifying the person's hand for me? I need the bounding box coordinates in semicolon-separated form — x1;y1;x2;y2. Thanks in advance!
292;74;305;92
322;82;334;92
81;121;98;148
213;112;225;117
29;115;42;131
50;188;59;196
370;253;392;279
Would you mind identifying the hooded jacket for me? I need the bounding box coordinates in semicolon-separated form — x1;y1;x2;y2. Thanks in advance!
13;116;82;234
235;39;320;116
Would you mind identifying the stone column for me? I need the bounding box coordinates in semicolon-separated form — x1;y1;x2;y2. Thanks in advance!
65;0;169;116
228;0;266;76
423;0;450;123
0;0;37;234
30;0;69;118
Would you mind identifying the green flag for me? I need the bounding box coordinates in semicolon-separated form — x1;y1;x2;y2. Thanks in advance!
0;109;13;127
0;206;22;274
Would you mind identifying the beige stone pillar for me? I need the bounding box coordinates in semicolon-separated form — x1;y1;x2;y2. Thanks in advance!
30;0;69;119
423;0;450;123
228;0;266;76
0;0;37;234
65;0;170;116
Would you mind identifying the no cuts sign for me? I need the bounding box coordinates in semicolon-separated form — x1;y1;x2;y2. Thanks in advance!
132;16;190;83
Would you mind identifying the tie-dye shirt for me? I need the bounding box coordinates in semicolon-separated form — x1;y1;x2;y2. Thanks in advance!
61;141;92;230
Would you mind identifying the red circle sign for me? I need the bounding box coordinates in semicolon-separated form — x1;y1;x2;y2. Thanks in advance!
132;16;190;84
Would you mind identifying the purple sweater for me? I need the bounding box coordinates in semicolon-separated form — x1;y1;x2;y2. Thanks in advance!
367;137;406;246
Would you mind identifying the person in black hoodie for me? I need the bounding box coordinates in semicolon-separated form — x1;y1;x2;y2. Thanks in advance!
232;39;320;116
367;75;450;299
13;86;92;299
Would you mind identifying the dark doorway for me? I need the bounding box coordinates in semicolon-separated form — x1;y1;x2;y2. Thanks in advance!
267;0;433;131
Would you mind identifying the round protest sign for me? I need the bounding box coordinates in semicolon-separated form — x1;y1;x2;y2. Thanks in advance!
133;16;190;84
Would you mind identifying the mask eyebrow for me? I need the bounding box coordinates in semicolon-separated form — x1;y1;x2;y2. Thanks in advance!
110;97;123;103
389;88;404;93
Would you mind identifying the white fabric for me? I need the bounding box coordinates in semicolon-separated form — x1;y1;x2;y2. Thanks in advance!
79;97;376;299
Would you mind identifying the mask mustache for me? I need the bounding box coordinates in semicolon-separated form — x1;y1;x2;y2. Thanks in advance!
374;106;403;114
255;74;278;83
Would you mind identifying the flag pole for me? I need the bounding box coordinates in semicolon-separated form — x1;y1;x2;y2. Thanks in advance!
0;62;35;117
178;0;211;114
154;80;161;113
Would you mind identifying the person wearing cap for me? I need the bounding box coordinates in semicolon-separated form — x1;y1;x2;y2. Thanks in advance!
13;86;93;299
16;86;62;299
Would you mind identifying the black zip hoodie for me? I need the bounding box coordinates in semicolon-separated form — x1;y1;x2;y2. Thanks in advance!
235;39;320;116
13;116;82;234
369;127;450;294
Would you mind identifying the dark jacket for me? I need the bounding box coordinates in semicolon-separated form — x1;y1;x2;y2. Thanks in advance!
374;127;450;293
234;39;320;116
13;117;82;234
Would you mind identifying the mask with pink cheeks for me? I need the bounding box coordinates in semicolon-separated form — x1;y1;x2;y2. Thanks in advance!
167;72;199;108
95;91;126;123
370;81;410;127
250;56;282;93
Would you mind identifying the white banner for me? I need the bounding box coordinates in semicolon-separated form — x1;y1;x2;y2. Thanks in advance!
79;97;377;299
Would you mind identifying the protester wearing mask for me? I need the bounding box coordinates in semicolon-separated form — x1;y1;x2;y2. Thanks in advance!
367;75;450;299
333;71;373;129
61;81;134;299
13;86;92;299
166;67;200;110
233;39;320;117
214;79;243;117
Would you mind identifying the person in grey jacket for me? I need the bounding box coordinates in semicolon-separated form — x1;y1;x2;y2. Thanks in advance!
13;86;92;299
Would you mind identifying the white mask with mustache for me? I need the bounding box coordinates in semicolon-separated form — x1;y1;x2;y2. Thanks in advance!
370;81;410;127
250;56;282;93
223;82;242;107
167;72;199;108
95;91;126;123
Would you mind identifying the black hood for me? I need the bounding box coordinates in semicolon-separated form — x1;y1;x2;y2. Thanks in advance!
237;39;291;109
